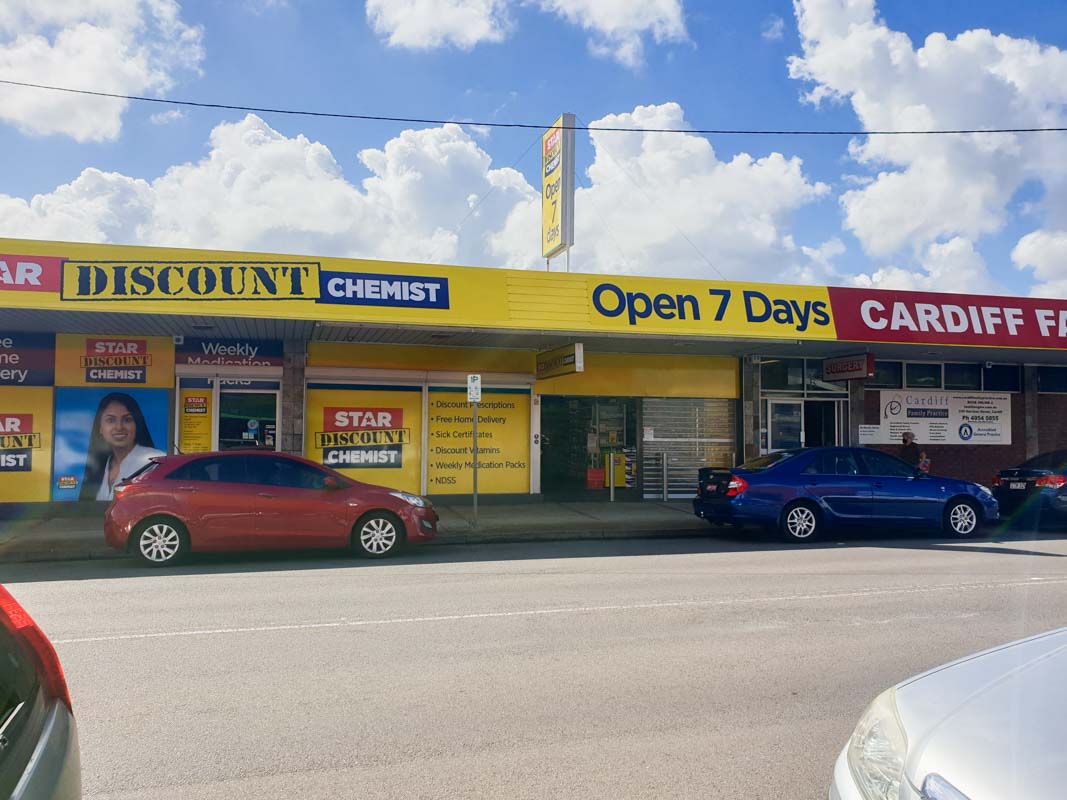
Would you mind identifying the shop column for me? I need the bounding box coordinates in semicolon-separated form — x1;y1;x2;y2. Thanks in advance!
281;339;306;456
741;356;760;461
848;376;865;446
1024;365;1040;459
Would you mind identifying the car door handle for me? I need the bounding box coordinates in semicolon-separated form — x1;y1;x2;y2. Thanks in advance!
176;485;197;492
257;492;275;499
872;481;884;489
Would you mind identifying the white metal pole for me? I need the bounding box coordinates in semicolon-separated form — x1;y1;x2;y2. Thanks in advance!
472;401;479;529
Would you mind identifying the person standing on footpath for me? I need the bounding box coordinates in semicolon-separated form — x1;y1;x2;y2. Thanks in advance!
900;431;921;467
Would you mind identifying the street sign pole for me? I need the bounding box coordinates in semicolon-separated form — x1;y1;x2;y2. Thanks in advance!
472;402;478;530
467;375;482;531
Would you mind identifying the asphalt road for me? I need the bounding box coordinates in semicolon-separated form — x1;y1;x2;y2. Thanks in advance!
5;529;1067;800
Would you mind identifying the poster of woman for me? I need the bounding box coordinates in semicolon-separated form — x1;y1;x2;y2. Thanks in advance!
52;388;168;502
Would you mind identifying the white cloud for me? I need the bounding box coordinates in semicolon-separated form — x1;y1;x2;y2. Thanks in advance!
1012;229;1067;298
534;0;687;68
492;102;831;280
365;0;511;50
0;0;203;142
365;0;686;66
851;237;1002;294
762;15;785;42
788;0;1067;290
150;108;184;125
0;105;831;282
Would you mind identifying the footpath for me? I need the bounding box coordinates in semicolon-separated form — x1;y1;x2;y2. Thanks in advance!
0;500;707;563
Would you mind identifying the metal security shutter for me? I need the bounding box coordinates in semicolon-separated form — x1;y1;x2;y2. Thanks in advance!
641;398;736;500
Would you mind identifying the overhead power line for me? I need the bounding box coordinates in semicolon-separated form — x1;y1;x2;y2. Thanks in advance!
2;78;1066;136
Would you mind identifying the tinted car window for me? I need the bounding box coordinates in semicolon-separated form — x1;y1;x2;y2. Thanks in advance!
254;458;328;490
738;451;800;471
803;451;861;476
1019;451;1067;471
167;456;247;483
859;450;916;478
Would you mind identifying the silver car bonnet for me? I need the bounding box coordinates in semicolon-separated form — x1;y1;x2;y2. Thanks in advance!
894;627;1067;800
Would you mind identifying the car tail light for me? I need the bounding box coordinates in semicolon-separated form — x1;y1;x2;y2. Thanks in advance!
1036;475;1067;489
725;476;748;497
0;585;72;711
992;475;1001;487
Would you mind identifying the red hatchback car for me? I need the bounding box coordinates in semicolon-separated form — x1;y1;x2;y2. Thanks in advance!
104;450;437;565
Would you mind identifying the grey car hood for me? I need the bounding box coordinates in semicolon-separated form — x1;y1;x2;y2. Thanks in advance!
895;628;1067;799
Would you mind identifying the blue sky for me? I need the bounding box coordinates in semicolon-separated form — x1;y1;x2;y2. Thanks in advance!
3;0;1067;297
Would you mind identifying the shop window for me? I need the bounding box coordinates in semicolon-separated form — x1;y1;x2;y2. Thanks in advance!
944;363;981;390
805;360;847;393
760;358;805;391
868;361;902;389
1038;366;1067;393
983;364;1021;392
905;363;942;389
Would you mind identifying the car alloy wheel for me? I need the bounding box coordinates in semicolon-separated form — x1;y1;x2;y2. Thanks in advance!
947;501;979;536
357;514;401;557
137;521;184;565
783;504;818;541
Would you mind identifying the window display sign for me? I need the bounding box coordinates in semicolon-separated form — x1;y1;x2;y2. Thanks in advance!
304;385;422;494
0;332;54;386
178;387;213;453
52;388;169;501
428;388;529;493
867;391;1011;445
0;387;53;502
55;334;174;388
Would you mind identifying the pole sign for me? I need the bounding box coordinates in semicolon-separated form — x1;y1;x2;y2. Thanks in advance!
822;353;874;382
542;113;576;260
467;374;482;404
536;343;584;379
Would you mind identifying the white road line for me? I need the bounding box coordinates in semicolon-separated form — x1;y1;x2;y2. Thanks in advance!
52;577;1067;645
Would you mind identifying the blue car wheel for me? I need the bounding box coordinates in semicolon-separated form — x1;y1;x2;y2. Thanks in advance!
780;501;821;543
944;498;980;537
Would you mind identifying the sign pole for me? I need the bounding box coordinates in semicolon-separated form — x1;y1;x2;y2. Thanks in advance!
472;401;479;530
467;374;482;531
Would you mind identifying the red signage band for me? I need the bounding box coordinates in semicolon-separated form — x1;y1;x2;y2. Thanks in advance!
0;255;62;293
323;408;404;433
0;414;33;435
828;287;1067;349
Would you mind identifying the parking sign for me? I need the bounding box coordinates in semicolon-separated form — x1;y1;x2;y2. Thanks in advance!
467;374;482;404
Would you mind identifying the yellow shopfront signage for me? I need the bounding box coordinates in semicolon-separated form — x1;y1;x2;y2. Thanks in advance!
54;334;175;389
0;386;53;503
0;238;839;342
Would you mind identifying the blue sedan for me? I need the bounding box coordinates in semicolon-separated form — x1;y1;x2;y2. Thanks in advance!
692;447;999;543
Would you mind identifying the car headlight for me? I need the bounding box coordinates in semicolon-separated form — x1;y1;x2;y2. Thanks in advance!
389;491;426;507
974;484;992;497
847;688;909;800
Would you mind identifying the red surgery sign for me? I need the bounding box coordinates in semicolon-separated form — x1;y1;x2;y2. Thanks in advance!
828;287;1067;349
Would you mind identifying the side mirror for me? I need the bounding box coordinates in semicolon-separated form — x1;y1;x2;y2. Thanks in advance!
323;476;342;490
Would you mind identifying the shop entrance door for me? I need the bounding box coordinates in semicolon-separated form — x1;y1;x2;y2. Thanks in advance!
803;401;838;448
540;396;637;498
219;389;278;450
768;400;803;451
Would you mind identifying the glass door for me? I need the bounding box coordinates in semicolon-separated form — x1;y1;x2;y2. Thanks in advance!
768;400;803;452
218;390;278;450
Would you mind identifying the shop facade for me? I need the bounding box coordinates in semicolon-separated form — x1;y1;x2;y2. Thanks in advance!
4;238;1067;507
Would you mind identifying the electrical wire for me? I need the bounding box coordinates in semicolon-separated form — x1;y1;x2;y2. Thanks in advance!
2;78;1066;136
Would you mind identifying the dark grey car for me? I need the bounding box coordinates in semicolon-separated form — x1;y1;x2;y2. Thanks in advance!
1;586;80;800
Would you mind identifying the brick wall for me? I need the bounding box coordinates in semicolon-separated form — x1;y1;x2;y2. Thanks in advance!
863;391;1027;484
1038;394;1067;453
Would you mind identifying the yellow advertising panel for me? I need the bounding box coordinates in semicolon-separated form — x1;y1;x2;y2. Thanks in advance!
55;334;175;388
178;388;213;453
535;354;738;399
0;387;53;503
542;114;575;259
1;238;839;342
304;385;422;494
428;388;530;494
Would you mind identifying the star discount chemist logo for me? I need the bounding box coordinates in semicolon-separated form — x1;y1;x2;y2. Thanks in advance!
80;339;152;384
0;414;41;472
314;408;411;469
57;259;450;311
